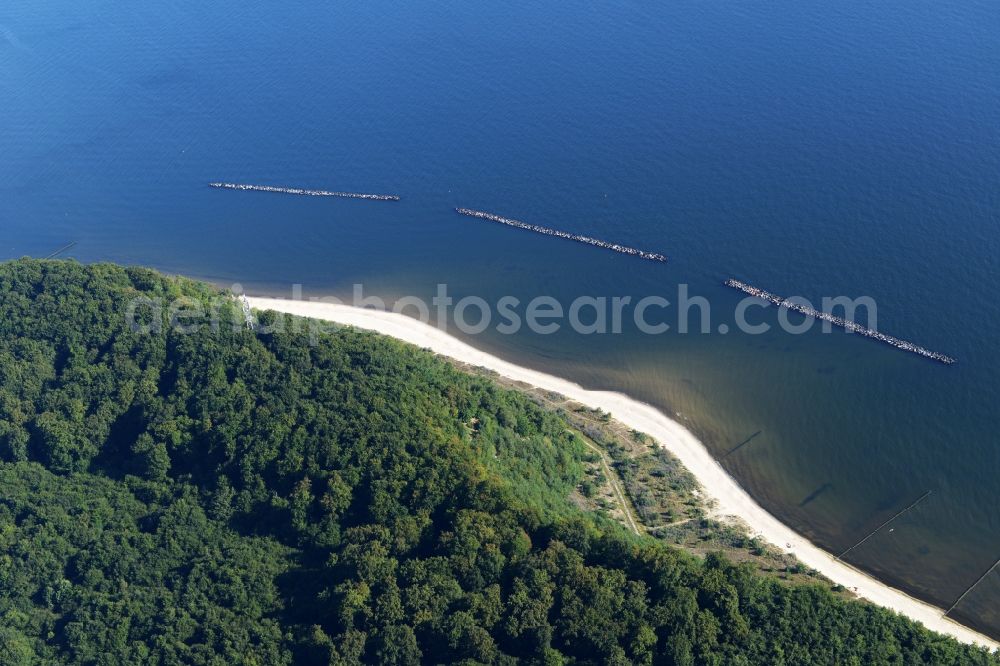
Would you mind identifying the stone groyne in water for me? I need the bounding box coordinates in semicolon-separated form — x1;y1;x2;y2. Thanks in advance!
724;279;956;364
455;208;667;262
209;182;400;201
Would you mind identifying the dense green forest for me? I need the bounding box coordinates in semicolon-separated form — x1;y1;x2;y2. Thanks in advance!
0;259;994;665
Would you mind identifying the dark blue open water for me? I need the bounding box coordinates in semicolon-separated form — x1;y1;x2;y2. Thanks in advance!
2;0;999;637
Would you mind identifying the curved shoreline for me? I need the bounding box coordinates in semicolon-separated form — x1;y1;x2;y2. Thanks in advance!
245;295;998;650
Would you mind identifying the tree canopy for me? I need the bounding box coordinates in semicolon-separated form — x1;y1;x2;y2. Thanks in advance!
0;258;994;665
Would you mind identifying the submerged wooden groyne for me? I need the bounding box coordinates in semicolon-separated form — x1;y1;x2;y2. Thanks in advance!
724;279;956;364
455;208;667;262
209;182;400;201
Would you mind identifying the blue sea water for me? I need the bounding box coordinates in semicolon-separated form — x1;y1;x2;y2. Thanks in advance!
2;0;999;636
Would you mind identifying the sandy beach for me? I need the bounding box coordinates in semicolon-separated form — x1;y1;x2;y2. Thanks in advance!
246;295;998;650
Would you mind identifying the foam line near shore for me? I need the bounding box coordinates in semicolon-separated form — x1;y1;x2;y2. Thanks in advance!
244;295;996;650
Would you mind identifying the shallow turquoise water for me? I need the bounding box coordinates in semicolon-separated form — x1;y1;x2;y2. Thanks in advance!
2;0;999;637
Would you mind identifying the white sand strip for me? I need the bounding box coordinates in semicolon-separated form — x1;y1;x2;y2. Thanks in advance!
245;296;998;650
